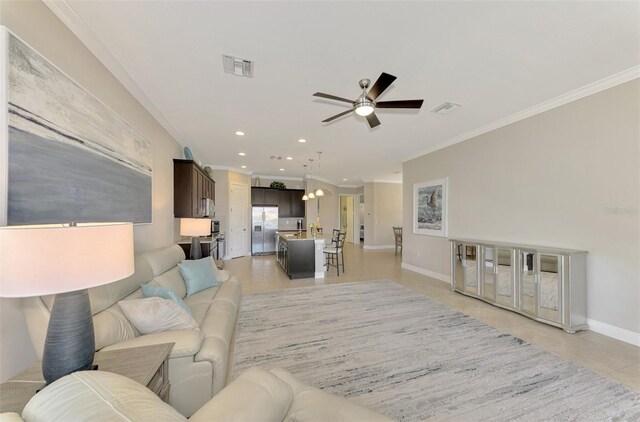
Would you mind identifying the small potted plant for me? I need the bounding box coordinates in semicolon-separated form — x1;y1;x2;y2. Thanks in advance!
270;181;287;189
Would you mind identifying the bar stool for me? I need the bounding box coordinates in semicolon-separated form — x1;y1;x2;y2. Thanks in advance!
324;231;346;276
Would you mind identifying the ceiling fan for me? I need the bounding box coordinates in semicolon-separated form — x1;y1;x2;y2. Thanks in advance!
313;72;424;128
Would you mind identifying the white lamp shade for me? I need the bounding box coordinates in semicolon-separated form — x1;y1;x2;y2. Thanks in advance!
0;222;134;298
307;191;316;199
302;194;309;201
180;218;211;237
315;188;324;197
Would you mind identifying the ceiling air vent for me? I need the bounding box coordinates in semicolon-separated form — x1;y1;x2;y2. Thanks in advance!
431;102;461;115
222;55;254;78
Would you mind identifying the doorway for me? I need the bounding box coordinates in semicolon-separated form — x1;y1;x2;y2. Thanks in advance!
228;182;248;258
339;195;357;244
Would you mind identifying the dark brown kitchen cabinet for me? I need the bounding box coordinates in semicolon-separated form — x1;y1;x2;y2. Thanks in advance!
290;190;305;217
278;190;292;218
251;187;305;218
174;159;215;218
264;189;278;205
251;188;264;205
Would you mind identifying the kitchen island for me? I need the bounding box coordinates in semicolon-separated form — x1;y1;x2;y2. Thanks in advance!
276;231;328;279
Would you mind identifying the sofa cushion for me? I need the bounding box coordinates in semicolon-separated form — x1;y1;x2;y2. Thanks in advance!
145;245;186;277
22;371;185;422
142;284;193;316
153;267;188;299
179;257;219;296
183;287;219;324
93;306;138;350
101;329;205;359
118;297;199;335
189;367;293;422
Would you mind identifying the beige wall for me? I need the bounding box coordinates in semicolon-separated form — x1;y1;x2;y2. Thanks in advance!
0;1;183;380
364;182;402;247
403;79;640;335
306;179;338;233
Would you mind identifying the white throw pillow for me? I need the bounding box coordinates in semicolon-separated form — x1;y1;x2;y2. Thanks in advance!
118;297;200;335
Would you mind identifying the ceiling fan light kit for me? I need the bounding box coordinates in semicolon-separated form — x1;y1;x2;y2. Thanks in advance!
355;103;374;117
313;72;424;128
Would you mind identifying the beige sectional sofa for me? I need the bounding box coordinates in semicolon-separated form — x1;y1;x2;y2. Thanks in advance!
21;244;241;417
1;367;393;421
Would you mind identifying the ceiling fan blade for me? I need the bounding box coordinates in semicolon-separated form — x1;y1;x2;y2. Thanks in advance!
366;72;397;101
313;92;354;104
376;99;424;109
366;112;381;128
322;108;354;123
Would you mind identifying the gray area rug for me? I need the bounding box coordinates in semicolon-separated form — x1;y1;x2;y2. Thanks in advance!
233;280;640;421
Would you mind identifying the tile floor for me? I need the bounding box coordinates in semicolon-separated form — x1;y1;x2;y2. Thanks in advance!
225;241;640;390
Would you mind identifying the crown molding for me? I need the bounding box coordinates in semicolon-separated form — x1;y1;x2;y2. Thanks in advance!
43;1;190;151
375;179;402;184
338;184;363;189
402;66;640;163
306;175;335;185
208;165;253;175
252;174;304;182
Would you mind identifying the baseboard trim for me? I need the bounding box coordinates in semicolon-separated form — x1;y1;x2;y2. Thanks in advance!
401;263;450;284
363;245;395;250
587;318;640;347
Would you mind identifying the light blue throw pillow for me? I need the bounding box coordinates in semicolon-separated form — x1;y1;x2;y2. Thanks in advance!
141;284;194;316
178;256;220;296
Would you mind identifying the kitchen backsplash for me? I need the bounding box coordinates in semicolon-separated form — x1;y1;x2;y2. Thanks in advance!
278;217;305;230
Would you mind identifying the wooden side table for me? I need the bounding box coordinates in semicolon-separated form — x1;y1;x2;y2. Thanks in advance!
0;342;173;414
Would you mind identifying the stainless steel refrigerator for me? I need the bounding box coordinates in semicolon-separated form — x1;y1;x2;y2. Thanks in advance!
251;206;278;255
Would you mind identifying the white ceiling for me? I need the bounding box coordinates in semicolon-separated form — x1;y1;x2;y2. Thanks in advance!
48;1;639;186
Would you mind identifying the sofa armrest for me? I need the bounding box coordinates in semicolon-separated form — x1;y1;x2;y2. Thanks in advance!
189;367;293;422
270;368;394;422
100;330;204;358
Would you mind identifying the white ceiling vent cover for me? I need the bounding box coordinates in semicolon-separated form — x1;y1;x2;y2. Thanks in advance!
431;102;461;115
222;55;254;78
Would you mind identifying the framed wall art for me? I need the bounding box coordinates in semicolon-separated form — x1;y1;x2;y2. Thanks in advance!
413;177;447;237
1;27;152;225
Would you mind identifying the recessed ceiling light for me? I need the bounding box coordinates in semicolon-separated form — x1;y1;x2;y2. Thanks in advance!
238;152;246;156
241;165;247;169
298;139;306;143
343;178;348;181
286;156;293;160
235;131;245;136
279;168;285;171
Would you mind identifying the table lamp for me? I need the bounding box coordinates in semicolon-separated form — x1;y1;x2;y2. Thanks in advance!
0;222;134;385
180;218;211;260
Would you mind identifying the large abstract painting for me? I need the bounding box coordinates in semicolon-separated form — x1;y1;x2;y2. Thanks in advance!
413;178;447;237
2;29;152;225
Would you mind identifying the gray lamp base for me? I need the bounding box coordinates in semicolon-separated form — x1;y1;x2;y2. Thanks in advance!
190;236;203;260
42;289;95;385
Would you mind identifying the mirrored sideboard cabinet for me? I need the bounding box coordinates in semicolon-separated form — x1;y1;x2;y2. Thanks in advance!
449;238;587;333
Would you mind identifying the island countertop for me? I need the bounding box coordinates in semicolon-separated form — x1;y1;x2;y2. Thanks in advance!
276;231;330;242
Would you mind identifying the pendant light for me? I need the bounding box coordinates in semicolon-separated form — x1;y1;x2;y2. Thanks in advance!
315;151;324;197
306;159;316;199
302;165;309;201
